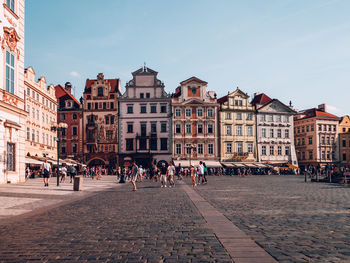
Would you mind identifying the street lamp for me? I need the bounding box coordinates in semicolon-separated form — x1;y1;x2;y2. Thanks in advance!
51;122;68;186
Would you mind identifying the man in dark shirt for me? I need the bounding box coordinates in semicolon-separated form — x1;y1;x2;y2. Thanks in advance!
160;163;168;188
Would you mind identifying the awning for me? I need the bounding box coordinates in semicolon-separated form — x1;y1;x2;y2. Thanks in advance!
244;163;258;168
173;160;222;168
221;162;234;167
25;157;43;165
202;161;222;168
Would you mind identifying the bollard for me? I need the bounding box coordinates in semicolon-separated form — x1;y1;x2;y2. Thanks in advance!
304;172;307;182
73;176;83;191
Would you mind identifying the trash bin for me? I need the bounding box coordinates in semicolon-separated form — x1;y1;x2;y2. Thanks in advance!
73;176;83;191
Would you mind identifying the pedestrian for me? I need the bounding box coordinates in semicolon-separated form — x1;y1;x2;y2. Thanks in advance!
160;163;168;188
190;165;196;187
69;165;76;183
25;166;30;180
42;159;51;187
130;161;138;191
203;162;208;184
167;161;176;187
138;165;143;182
60;164;67;183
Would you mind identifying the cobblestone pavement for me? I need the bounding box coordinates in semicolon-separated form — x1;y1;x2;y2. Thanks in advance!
188;175;350;262
0;181;232;262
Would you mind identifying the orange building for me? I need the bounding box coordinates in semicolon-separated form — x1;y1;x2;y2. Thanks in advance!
339;115;350;168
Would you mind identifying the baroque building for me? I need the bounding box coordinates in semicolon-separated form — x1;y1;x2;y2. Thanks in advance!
172;77;220;167
252;93;298;166
0;0;26;183
24;67;57;160
218;88;257;167
119;66;172;168
55;83;83;162
83;73;120;169
338;115;350;168
294;104;339;170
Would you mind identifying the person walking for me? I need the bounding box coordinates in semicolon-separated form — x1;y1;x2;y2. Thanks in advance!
190;165;196;187
60;164;67;183
42;159;52;187
130;161;138;191
160;163;168;188
202;162;208;184
69;165;76;183
167;161;176;188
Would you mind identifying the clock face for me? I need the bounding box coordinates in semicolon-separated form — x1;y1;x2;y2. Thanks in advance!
129;80;134;85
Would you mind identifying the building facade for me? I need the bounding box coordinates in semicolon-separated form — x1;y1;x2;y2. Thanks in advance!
339;115;350;168
82;73;120;168
55;83;83;162
119;67;172;168
218;88;257;165
172;77;220;167
294;104;339;170
24;67;57;160
0;0;26;183
252;93;298;166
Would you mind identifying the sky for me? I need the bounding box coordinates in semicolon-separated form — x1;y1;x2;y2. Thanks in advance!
25;0;350;115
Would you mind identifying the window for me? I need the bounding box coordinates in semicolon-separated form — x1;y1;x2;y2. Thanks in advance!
302;152;306;160
26;128;30;140
270;146;274;156
343;153;347;161
72;144;77;153
150;138;157;150
262;128;266;138
176;144;181;155
106;130;113;140
32;129;35;141
140;93;144;99
321;136;325;145
311;125;314;131
327;151;330;160
277;129;282;138
318;124;322;131
161;122;167;133
236;113;242;120
268;115;273;122
146;93;150;98
27;87;30;96
322;151;325;159
42;133;45;144
42;113;45;123
198;144;203;155
247;126;253;136
333;125;336;132
61;128;66;137
140;104;147;113
151;105;157;113
160;138;168;150
185;109;191;117
127;105;133;114
151;123;157;133
284;116;289;123
110;116;114;124
226;125;231;135
262;146;266;155
127;123;133;133
98;87;103;96
103;102;107;109
302;126;305;133
260;114;266;121
36;131;39;142
285;129;289;138
72;113;77;120
278;146;282;155
126;139;133;151
269;129;274;138
247;113;253;120
309;137;313;145
45;113;48;123
72;127;78;136
343;140;346;147
186;145;192;154
175;124;181;134
110;102;114;109
6;0;15;12
105;116;109;125
208;144;213;155
285;146;290;155
248;143;253;153
37;93;39;101
5;51;15;94
237;143;243;153
7;143;15;171
306;126;309;132
276;115;281;122
140;123;147;136
208;124;213;134
237;125;242;136
175;109;181;117
186;124;191;134
32;90;35;99
226;143;232;153
95;102;98;109
197;108;203;117
327;137;330;145
226;112;231;120
309;151;313;160
160;104;167;113
197;124;203;134
207;108;213;117
87;103;91;110
302;138;305;145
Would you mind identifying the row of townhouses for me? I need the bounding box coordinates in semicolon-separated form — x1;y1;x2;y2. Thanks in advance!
1;0;350;184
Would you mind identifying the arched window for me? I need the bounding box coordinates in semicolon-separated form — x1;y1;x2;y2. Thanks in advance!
98;87;103;96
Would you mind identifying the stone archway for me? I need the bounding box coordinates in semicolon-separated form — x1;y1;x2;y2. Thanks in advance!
87;158;106;167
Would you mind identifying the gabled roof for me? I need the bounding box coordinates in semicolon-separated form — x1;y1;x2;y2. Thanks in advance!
132;66;158;76
297;108;339;120
180;76;207;85
257;99;297;114
251;93;272;105
217;88;249;104
55;85;80;105
217;95;227;104
84;77;120;93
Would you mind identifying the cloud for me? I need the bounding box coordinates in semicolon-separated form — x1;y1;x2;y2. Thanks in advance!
69;71;81;78
327;105;344;116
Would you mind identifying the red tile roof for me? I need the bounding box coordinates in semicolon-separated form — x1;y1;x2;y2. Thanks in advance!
217;95;227;104
55;84;80;106
251;93;272;105
84;77;120;93
297;108;339;120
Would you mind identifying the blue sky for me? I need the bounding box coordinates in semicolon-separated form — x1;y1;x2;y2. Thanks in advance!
26;0;350;115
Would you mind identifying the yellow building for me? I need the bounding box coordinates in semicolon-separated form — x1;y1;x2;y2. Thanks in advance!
339;115;350;167
24;67;58;160
218;88;257;166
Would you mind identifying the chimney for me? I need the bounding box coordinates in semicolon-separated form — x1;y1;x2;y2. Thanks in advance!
253;92;260;98
65;82;72;94
318;104;326;112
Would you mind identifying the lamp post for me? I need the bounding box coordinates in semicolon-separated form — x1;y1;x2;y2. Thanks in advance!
51;122;68;186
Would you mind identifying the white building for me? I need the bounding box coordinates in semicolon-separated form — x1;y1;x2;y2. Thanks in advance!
252;93;298;166
0;0;26;183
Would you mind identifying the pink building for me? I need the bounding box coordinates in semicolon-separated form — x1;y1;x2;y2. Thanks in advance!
118;66;172;168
